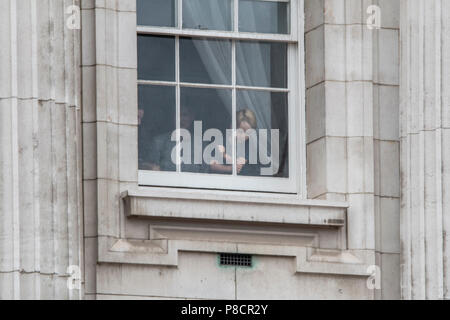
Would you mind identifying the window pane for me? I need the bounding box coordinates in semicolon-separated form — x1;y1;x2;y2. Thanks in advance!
138;85;176;172
183;0;232;31
236;41;287;88
239;0;289;34
180;87;232;174
137;0;177;27
236;90;289;177
180;38;232;85
138;35;175;81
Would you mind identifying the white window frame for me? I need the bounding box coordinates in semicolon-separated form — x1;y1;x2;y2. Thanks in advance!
137;0;305;195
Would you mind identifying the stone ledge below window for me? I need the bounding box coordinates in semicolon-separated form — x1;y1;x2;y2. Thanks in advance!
122;187;349;227
98;188;373;276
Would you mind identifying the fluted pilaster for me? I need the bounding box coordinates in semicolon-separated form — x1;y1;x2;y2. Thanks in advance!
400;0;450;300
0;0;83;299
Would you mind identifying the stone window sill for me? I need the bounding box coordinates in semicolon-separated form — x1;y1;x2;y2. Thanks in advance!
122;187;348;227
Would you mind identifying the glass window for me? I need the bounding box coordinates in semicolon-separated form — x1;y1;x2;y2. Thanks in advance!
183;0;233;31
236;90;289;177
180;38;232;85
236;41;287;88
137;0;299;192
239;0;289;34
138;85;176;172
180;87;232;174
138;35;175;81
137;0;177;27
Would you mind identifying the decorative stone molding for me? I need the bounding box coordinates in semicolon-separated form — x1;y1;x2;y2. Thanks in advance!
94;189;374;277
100;236;373;276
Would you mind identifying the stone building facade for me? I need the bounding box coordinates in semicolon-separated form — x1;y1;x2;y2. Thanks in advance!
0;0;448;300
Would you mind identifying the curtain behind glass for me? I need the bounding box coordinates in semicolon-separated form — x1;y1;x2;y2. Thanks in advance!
183;0;232;31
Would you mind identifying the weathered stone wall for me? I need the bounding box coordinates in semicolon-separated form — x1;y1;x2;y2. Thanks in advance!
4;0;449;301
0;0;83;299
399;0;450;300
372;0;401;300
84;0;377;300
80;0;139;300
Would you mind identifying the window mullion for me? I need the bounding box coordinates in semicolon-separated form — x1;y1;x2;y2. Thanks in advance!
234;0;239;32
175;36;181;173
178;0;183;29
232;40;237;176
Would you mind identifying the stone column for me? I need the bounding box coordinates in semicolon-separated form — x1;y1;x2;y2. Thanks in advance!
399;0;450;299
0;0;83;299
305;0;401;299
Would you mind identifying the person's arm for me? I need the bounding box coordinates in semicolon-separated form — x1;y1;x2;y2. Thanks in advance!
209;157;246;174
209;145;233;173
210;162;233;173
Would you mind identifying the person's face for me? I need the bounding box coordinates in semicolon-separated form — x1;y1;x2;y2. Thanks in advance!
180;109;194;129
138;109;145;125
237;121;252;141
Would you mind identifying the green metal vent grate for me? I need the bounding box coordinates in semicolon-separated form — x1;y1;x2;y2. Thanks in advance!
219;253;252;267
